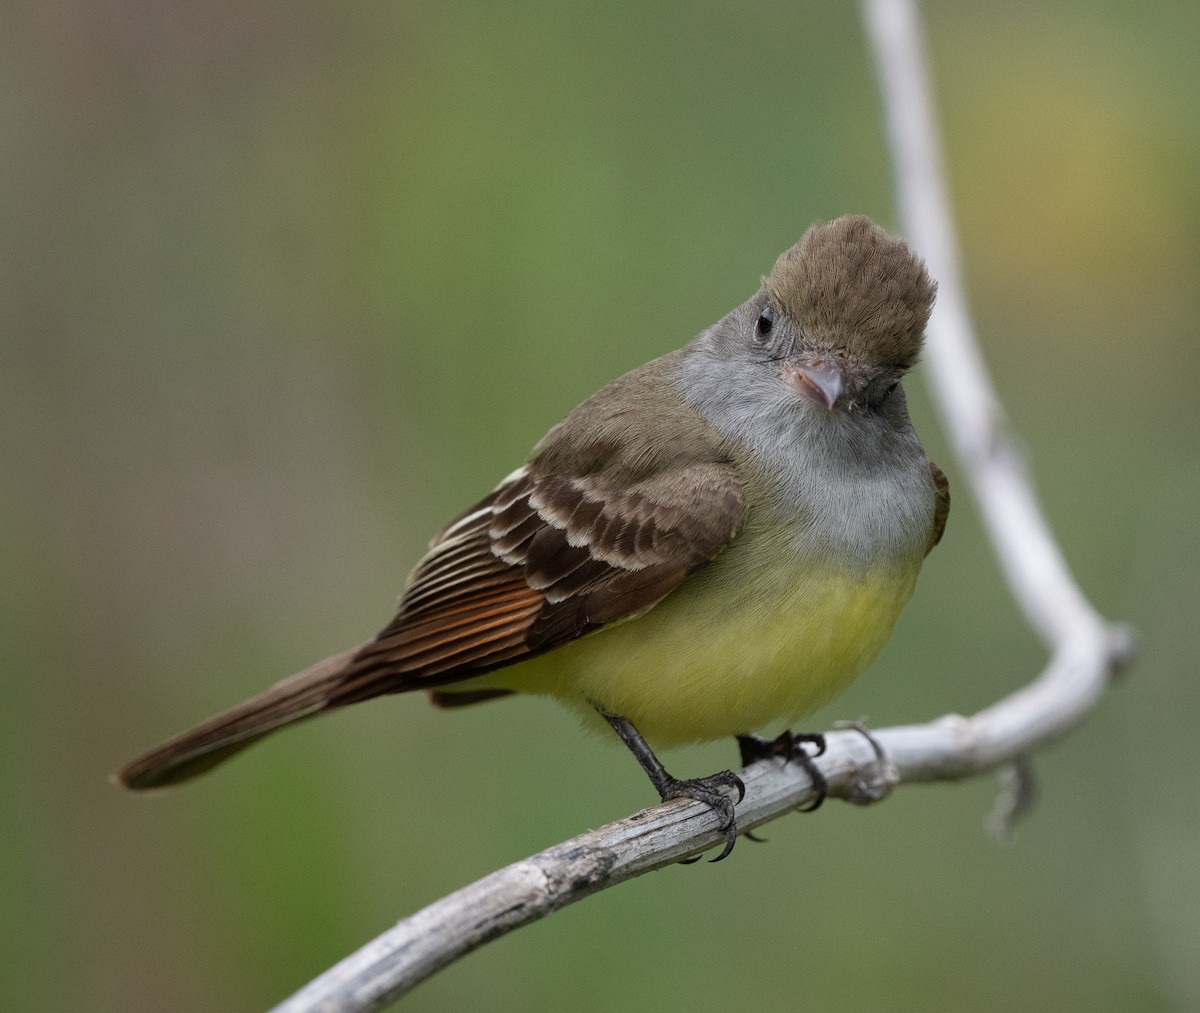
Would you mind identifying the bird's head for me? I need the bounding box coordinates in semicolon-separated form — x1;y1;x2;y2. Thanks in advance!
754;215;935;414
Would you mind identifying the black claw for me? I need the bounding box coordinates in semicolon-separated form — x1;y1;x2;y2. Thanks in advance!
656;771;743;863
736;729;827;812
738;729;825;764
791;738;828;811
794;760;827;811
709;829;738;863
799;732;827;758
742;830;769;844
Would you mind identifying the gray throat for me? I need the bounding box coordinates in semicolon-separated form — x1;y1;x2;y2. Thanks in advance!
675;344;934;570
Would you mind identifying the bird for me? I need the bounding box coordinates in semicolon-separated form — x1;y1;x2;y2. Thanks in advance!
116;214;948;860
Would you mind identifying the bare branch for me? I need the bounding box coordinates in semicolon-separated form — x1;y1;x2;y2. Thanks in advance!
861;0;1133;736
269;3;1132;1009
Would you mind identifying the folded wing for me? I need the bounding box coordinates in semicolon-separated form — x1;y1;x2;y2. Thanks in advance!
333;460;747;703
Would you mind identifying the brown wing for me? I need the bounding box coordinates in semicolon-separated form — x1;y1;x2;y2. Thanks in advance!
330;460;746;705
926;459;950;555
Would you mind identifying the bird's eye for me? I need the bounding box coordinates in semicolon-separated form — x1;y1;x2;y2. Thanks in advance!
883;381;899;399
755;305;774;340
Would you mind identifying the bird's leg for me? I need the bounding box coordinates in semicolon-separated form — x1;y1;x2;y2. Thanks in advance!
596;707;745;863
736;729;827;813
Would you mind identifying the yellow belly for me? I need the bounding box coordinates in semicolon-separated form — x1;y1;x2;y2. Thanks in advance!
483;530;922;748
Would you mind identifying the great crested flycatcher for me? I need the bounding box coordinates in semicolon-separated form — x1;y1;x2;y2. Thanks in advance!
117;215;948;859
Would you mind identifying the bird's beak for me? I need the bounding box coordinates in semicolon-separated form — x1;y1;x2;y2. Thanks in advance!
783;360;850;411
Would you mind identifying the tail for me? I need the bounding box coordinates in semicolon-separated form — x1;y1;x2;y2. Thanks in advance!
114;644;368;791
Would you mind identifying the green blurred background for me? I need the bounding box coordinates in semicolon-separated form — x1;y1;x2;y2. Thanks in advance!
5;2;1197;1010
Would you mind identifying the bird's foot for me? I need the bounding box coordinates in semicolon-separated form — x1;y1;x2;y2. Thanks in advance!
659;771;745;863
596;706;748;863
737;729;827;812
